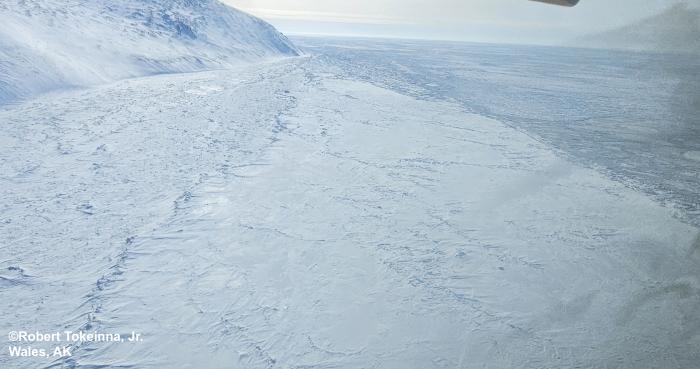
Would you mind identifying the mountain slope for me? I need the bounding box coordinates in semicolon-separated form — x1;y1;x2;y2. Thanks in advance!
0;0;300;104
574;3;700;53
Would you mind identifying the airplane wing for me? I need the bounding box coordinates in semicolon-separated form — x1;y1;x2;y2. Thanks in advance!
530;0;579;6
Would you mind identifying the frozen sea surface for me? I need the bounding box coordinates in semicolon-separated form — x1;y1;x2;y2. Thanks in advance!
1;39;699;369
294;37;700;227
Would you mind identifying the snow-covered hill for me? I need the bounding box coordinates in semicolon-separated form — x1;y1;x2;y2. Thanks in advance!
0;0;300;103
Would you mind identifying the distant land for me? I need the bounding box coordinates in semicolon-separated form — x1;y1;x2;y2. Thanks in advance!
573;3;700;53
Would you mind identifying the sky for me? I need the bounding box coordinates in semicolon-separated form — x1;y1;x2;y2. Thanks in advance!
223;0;690;44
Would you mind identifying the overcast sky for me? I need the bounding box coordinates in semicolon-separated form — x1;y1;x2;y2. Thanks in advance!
223;0;689;44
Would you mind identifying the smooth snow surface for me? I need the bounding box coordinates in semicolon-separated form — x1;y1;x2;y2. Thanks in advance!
0;0;299;104
1;50;699;368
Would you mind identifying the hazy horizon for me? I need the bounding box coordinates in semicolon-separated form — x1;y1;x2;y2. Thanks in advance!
224;0;695;45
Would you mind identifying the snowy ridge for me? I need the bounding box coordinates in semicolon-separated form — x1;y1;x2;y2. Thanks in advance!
0;0;300;103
